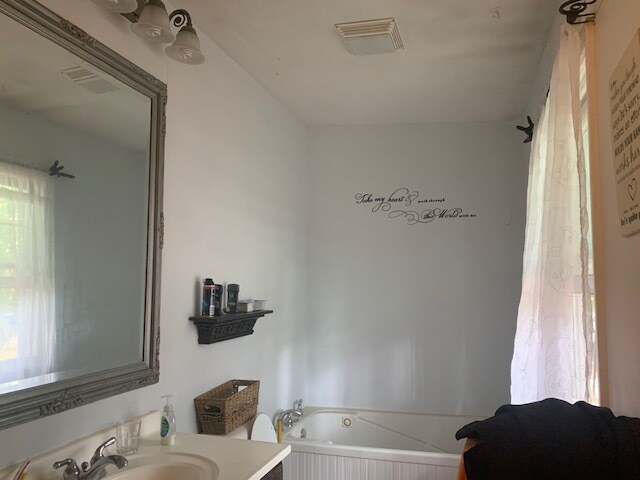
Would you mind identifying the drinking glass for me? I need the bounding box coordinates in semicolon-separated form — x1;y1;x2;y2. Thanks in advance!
116;420;141;455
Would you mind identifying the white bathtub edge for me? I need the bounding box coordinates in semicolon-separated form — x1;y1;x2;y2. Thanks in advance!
285;439;461;467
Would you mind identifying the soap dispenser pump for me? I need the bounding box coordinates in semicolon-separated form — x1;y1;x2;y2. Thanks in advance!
160;395;176;446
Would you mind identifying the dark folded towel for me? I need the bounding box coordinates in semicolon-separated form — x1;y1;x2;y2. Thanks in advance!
455;398;640;480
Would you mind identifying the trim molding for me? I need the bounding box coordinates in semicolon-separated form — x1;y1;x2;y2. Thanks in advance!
585;23;609;406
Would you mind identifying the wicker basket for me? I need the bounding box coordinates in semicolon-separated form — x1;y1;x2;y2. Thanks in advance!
194;379;260;435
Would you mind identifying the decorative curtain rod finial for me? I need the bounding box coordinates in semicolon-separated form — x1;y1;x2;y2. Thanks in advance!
516;116;534;144
559;0;597;24
49;161;75;179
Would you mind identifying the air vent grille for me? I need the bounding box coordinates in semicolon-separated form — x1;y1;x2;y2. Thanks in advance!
335;18;403;56
61;66;119;94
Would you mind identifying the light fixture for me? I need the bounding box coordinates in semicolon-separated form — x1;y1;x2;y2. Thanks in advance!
90;0;138;14
130;0;175;44
92;0;206;65
165;11;205;65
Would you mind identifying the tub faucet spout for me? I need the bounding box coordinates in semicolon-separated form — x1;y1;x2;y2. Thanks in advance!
279;408;303;427
279;399;304;427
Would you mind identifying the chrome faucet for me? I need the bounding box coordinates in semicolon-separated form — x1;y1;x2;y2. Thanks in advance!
53;437;128;480
279;398;304;427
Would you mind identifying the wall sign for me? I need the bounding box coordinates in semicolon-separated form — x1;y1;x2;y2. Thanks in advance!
355;188;476;225
609;29;640;237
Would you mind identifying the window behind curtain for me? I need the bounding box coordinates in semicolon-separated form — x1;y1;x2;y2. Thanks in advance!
579;36;600;405
0;161;55;385
510;25;597;404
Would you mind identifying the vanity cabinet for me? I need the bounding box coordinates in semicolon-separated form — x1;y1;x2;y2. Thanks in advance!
262;462;283;480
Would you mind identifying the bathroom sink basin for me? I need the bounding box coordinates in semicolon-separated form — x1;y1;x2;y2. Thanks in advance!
107;453;218;480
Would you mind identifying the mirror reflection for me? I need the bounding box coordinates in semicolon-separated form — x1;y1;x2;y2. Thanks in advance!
0;11;151;393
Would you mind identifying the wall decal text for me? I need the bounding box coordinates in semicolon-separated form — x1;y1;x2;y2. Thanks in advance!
355;188;477;225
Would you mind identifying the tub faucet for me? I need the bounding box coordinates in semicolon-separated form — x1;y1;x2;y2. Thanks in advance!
279;398;304;427
53;437;128;480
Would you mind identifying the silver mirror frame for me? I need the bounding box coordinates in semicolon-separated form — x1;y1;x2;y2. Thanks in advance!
0;0;165;430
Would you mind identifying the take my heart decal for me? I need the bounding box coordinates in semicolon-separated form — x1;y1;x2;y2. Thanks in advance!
355;188;477;226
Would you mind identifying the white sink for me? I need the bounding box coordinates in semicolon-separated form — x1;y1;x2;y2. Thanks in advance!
107;453;218;480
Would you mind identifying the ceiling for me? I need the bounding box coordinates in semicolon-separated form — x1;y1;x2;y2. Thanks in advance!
180;0;559;126
0;12;150;153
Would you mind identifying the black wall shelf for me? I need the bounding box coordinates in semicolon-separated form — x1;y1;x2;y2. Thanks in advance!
189;310;273;344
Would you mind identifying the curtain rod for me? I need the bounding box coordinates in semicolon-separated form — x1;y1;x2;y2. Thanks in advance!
0;156;75;179
0;155;48;174
559;1;597;25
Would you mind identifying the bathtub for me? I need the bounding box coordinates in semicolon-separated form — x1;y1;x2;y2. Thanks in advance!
282;407;485;480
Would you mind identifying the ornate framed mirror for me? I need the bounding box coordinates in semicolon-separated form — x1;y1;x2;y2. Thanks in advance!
0;0;164;429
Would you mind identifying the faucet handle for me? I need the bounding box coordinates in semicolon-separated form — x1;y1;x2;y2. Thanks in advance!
294;398;303;409
53;459;81;480
89;437;116;466
53;459;78;469
280;411;294;427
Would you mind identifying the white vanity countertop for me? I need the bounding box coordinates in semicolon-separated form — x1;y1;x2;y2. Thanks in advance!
133;433;290;480
0;411;290;480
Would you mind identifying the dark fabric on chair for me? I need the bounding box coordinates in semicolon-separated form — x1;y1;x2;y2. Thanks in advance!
455;398;640;480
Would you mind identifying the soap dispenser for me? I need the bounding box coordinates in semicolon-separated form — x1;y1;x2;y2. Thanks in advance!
160;395;176;446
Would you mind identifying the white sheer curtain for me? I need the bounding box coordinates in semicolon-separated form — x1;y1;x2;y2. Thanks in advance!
511;25;595;404
0;160;55;384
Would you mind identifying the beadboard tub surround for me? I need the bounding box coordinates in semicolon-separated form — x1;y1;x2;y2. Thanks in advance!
282;407;483;480
0;411;290;480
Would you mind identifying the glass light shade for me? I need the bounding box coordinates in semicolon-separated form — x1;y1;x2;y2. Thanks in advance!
131;0;175;44
90;0;138;13
165;26;205;65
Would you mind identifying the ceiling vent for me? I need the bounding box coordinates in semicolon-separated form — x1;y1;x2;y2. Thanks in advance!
335;18;403;56
61;66;119;94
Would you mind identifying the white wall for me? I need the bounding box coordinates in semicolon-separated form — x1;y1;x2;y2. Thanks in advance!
0;0;309;467
594;0;640;416
524;15;563;123
0;0;550;467
51;135;147;375
305;123;528;415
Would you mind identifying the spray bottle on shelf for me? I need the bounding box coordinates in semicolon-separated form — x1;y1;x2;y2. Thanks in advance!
202;279;215;316
160;395;176;446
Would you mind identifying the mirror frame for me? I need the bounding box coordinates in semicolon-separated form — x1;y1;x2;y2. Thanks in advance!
0;0;165;429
